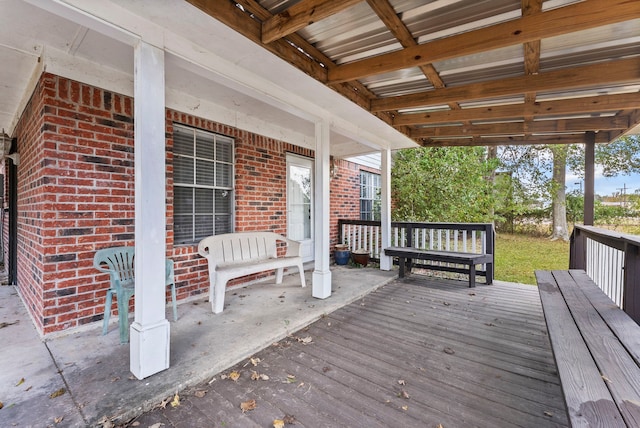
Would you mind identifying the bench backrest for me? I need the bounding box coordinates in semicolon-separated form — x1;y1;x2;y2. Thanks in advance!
198;232;286;268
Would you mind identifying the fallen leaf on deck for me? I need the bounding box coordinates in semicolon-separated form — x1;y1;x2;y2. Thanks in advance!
130;422;140;427
401;405;408;411
602;375;611;383
468;292;476;296
443;301;450;306
286;375;296;383
229;371;240;381
322;366;331;373
437;424;444;428
149;423;163;428
399;390;410;399
0;401;3;409
443;347;455;355
240;399;257;413
54;416;64;424
250;357;261;366
397;379;406;385
49;388;66;399
544;410;554;417
273;420;285;428
159;397;170;409
170;393;180;408
16;377;25;386
194;390;207;398
298;336;313;344
283;414;296;424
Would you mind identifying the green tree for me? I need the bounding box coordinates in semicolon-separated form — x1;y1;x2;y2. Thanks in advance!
391;146;498;222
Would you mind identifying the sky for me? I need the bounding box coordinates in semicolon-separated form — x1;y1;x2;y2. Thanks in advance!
566;167;639;197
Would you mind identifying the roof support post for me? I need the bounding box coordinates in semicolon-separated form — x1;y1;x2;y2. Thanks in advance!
312;120;332;299
380;148;392;271
130;40;170;379
584;132;596;226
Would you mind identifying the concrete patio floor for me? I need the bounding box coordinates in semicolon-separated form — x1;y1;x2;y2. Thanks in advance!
0;266;397;427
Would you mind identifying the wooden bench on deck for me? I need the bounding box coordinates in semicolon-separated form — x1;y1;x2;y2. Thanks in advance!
384;246;493;287
536;269;640;427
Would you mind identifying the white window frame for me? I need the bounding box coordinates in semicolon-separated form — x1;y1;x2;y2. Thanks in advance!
173;124;234;244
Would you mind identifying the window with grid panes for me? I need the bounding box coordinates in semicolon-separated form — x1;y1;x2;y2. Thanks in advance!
360;171;381;221
173;124;234;244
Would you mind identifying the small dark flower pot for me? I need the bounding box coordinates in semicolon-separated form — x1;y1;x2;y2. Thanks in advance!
334;250;351;265
351;252;370;267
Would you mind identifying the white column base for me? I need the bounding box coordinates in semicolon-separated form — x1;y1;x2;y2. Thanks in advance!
130;319;170;379
379;253;393;271
312;269;332;299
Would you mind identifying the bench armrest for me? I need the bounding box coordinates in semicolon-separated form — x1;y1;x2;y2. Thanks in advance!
283;237;303;258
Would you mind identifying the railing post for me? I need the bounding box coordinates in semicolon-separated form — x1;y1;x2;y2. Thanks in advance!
406;223;413;247
569;226;586;270
623;241;640;324
485;224;495;285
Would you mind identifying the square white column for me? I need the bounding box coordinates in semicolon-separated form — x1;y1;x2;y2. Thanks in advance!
130;40;170;379
312;120;332;298
380;148;393;271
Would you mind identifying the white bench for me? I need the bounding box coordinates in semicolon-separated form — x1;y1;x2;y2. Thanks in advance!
198;232;306;314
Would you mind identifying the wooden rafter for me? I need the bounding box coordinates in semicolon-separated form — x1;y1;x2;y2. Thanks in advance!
393;93;640;127
262;0;362;44
419;133;613;148
328;0;640;84
409;116;630;139
372;58;640;112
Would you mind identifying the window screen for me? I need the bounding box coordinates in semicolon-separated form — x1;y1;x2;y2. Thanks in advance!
360;171;381;221
173;124;234;244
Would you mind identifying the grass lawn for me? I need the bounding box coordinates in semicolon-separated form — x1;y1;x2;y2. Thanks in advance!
495;233;570;285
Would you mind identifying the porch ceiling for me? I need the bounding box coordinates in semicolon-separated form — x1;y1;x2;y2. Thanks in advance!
0;0;417;158
185;0;640;147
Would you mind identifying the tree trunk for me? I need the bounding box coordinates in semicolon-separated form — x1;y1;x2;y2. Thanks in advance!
487;146;498;221
551;145;570;241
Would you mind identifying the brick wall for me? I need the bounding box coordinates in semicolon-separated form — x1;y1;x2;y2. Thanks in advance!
12;73;373;336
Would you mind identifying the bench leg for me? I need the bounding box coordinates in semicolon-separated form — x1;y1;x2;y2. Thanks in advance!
399;257;406;278
469;264;476;288
297;262;306;288
275;267;284;284
211;276;227;314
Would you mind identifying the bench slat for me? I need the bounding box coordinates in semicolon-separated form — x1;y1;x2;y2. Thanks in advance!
552;270;640;426
569;270;640;367
536;270;625;427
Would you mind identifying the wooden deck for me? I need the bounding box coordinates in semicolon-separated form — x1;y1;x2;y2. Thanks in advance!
132;276;568;427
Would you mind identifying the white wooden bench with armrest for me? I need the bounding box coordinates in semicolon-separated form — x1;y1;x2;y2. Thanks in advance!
198;232;306;314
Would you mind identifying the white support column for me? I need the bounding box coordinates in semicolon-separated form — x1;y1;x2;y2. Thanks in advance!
130;41;170;379
380;148;393;271
312;120;332;298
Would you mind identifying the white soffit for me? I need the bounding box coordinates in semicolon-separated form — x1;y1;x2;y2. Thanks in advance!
24;0;417;155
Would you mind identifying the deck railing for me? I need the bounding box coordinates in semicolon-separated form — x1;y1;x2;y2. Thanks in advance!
337;220;494;275
570;225;640;323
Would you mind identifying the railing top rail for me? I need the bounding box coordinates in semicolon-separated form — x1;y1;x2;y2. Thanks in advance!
574;225;640;247
338;219;493;232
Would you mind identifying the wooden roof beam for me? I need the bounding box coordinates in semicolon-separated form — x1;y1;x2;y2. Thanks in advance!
262;0;363;44
393;92;640;126
328;0;640;84
373;57;640;112
419;133;613;147
409;116;630;139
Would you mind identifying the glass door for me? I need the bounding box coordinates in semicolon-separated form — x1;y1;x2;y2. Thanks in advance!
287;154;314;262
